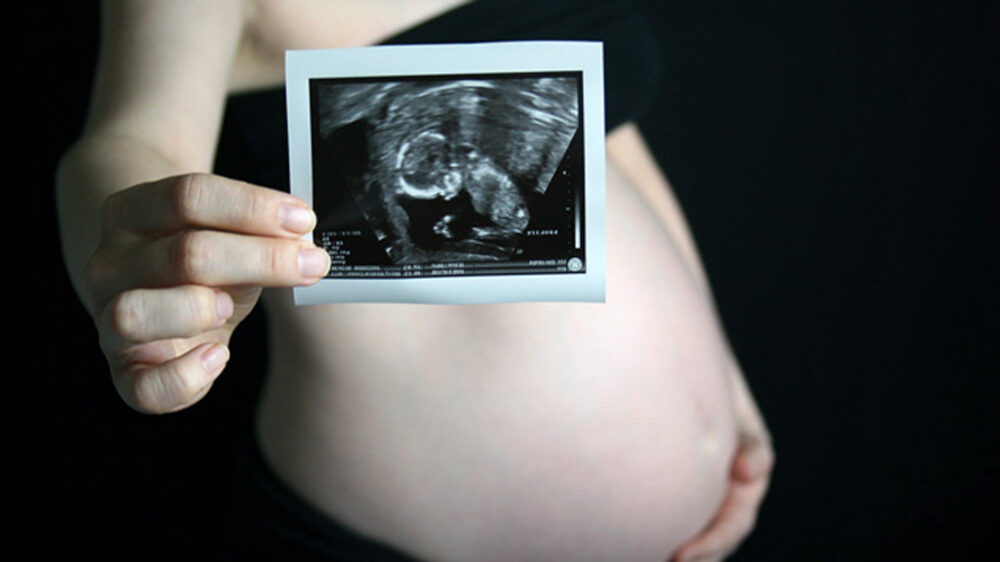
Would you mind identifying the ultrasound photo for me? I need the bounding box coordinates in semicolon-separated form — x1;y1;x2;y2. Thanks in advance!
309;73;585;278
287;41;605;304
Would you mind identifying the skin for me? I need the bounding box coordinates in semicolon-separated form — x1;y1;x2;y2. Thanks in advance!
606;124;774;562
56;1;773;559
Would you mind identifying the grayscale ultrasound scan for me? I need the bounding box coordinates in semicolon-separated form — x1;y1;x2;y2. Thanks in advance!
309;73;586;278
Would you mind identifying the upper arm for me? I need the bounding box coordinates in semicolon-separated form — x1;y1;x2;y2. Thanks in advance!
85;0;248;171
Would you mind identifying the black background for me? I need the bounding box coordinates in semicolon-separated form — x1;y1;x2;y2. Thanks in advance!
20;1;996;559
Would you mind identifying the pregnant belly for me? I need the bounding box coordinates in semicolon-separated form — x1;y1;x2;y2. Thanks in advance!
255;160;738;561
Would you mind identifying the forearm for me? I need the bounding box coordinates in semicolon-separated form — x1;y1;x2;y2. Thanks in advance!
56;0;247;309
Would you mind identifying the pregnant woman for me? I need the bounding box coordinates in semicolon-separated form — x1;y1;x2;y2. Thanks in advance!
56;1;773;560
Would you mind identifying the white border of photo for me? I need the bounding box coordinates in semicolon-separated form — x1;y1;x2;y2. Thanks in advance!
286;41;606;305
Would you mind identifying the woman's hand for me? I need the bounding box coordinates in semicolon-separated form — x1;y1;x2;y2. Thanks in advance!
672;362;775;562
81;173;329;414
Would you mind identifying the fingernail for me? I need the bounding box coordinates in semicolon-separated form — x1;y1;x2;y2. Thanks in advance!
279;204;316;233
215;291;234;325
201;344;229;375
298;247;330;278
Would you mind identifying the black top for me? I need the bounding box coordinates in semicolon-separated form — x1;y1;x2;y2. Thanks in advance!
214;0;661;190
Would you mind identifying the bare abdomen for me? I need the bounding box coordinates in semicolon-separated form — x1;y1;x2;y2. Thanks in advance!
255;160;737;561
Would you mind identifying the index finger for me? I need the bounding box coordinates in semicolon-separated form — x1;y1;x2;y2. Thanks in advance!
104;173;315;238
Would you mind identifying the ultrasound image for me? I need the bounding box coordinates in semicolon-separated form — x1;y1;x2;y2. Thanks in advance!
310;74;582;276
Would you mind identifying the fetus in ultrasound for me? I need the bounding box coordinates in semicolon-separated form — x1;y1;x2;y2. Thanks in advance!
394;130;530;251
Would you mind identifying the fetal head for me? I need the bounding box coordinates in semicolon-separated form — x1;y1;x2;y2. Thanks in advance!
395;131;463;200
